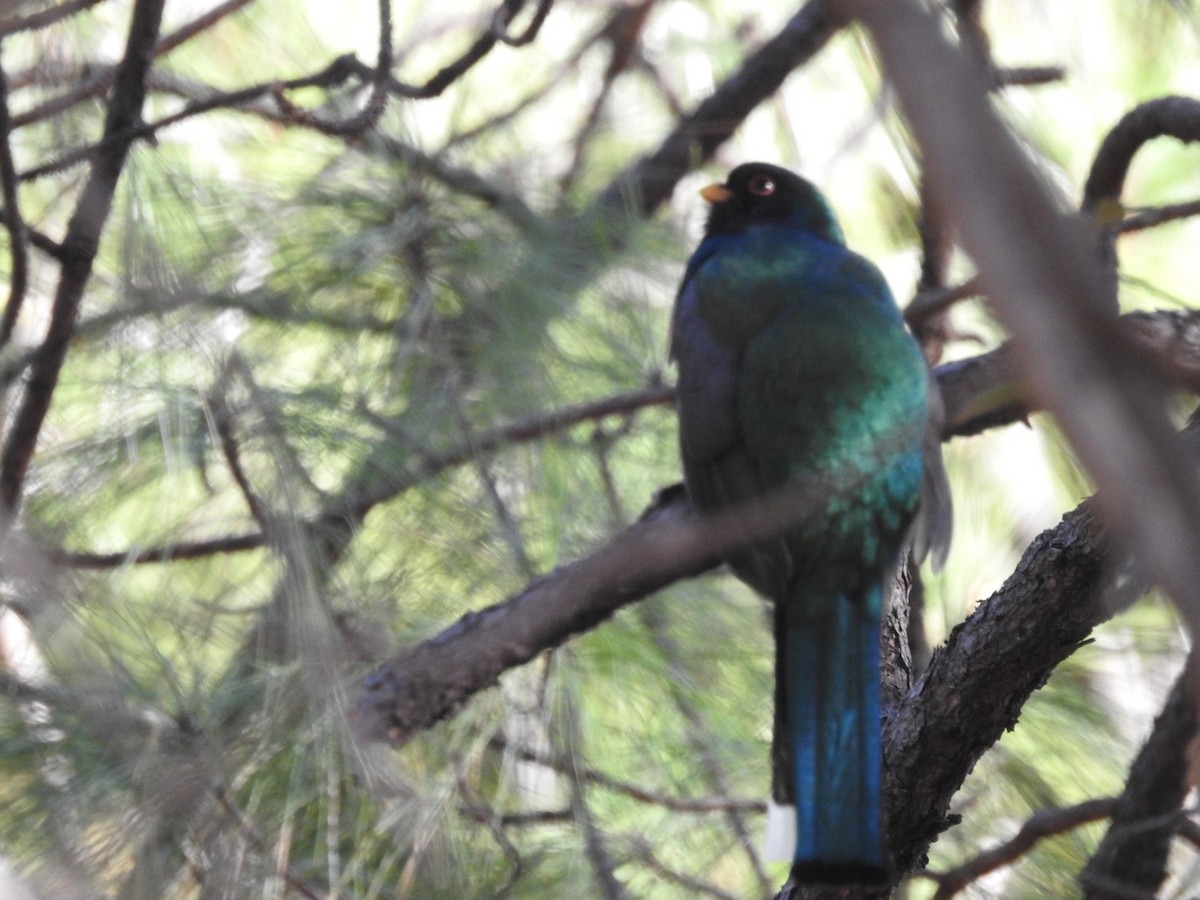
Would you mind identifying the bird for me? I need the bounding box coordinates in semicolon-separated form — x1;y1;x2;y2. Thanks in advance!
670;162;951;883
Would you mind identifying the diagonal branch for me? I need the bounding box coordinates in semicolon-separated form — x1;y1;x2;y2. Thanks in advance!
0;44;28;349
846;0;1200;669
593;0;846;219
11;0;250;131
0;0;166;516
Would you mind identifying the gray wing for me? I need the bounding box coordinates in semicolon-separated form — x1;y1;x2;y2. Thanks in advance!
671;280;793;599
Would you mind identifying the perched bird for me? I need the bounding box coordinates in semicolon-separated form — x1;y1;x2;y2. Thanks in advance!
671;163;951;883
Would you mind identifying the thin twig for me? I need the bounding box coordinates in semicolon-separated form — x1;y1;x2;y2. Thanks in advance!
558;0;657;194
389;0;547;100
20;55;366;180
625;835;740;900
272;0;392;136
211;785;327;900
992;65;1066;87
594;0;845;218
1119;197;1200;233
493;0;554;46
155;0;254;56
917;797;1116;899
904;276;982;326
49;382;675;567
208;379;270;531
490;736;765;815
459;803;572;827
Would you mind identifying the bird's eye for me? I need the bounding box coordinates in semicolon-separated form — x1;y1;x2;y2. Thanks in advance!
747;175;776;197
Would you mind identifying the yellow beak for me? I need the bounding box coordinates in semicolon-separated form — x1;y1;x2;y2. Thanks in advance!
700;183;734;203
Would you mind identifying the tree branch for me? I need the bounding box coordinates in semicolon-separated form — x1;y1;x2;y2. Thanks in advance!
0;0;109;38
0;44;28;349
846;0;1200;676
594;0;845;218
0;0;165;515
920;798;1117;899
1082;96;1200;211
1079;655;1198;898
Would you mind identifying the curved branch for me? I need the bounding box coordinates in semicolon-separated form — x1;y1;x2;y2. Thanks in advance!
1082;96;1200;211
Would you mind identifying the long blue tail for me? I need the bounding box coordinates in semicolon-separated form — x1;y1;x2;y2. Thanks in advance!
777;588;886;882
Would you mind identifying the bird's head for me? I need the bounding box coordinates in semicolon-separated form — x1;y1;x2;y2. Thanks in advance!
700;163;845;245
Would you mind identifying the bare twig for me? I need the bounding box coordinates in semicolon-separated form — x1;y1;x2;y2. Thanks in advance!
20;55;367;180
559;0;657;194
207;375;270;532
594;0;845;218
0;0;108;37
1119;197;1200;233
155;0;254;56
272;0;392;136
992;65;1066;87
390;0;551;100
493;0;553;46
1083;97;1200;211
459;803;572;827
905;276;981;327
0;206;60;259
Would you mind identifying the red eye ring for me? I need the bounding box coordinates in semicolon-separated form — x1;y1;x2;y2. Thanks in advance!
747;175;776;197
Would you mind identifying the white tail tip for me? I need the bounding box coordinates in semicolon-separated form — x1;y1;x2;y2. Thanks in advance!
763;801;796;862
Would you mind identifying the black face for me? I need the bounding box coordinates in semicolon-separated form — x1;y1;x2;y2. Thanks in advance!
703;162;842;243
